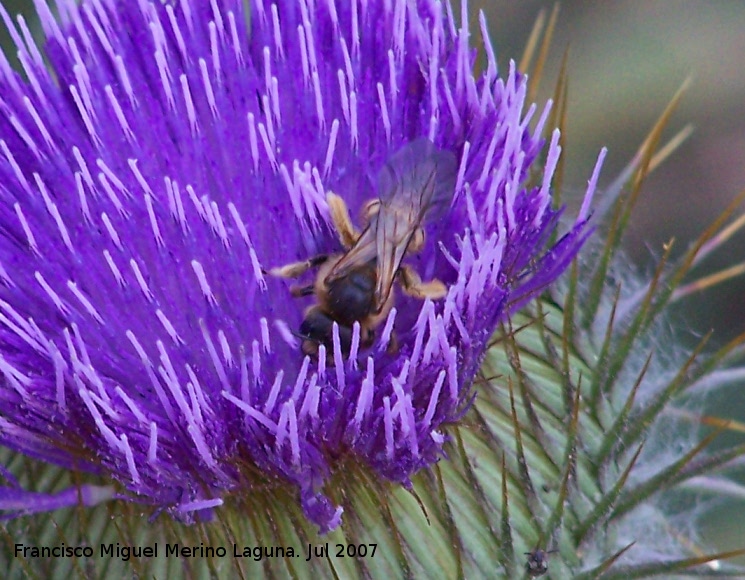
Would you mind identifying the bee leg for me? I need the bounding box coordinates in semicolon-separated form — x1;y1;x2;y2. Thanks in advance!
300;339;319;359
398;265;447;300
325;350;336;368
327;192;360;248
407;227;426;254
359;326;376;349
267;254;329;278
386;330;399;355
289;284;315;297
360;199;380;227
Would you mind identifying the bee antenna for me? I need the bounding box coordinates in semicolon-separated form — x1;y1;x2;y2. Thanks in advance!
291;329;318;344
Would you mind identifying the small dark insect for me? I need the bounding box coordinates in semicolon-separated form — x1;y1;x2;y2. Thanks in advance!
525;548;558;577
268;138;456;364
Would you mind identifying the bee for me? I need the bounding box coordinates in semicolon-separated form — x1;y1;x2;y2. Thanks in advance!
524;548;558;577
269;138;457;363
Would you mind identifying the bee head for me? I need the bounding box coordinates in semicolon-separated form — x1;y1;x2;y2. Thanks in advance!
299;308;353;356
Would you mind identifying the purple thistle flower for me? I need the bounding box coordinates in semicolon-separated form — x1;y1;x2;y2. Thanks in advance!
0;0;603;532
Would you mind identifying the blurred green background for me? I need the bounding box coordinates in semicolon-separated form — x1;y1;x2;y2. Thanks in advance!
481;0;745;565
1;0;744;569
480;1;745;346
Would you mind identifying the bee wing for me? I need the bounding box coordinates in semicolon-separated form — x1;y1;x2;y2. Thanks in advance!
373;206;416;309
377;137;458;219
324;224;377;282
373;139;458;307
